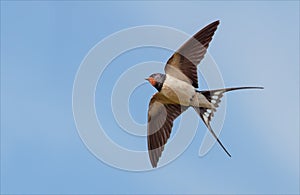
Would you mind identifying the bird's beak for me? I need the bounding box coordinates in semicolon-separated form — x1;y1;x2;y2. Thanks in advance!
145;78;149;81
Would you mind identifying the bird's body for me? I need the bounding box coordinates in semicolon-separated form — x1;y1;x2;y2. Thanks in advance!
161;74;213;107
145;20;263;168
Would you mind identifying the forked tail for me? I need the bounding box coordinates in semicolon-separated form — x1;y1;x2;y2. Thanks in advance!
194;86;263;157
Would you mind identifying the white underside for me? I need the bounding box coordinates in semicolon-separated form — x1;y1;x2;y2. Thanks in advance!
161;75;212;108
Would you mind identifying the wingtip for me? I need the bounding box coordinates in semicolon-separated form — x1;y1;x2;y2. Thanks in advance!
150;159;158;168
212;20;220;25
209;20;220;29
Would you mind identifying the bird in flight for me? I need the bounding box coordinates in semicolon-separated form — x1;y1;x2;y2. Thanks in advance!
145;20;263;168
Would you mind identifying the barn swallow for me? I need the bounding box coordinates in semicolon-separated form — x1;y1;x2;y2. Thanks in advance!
145;20;263;168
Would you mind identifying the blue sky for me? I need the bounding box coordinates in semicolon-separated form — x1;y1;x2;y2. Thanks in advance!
1;1;299;194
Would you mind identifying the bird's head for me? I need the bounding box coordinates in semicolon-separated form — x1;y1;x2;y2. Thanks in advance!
145;73;166;91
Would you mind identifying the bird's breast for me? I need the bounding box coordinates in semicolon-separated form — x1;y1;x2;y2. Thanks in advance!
160;75;195;106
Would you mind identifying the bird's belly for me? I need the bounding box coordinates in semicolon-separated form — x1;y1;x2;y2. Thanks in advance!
161;76;195;106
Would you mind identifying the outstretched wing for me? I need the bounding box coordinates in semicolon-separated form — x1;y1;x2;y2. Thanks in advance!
147;93;188;167
165;20;220;88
